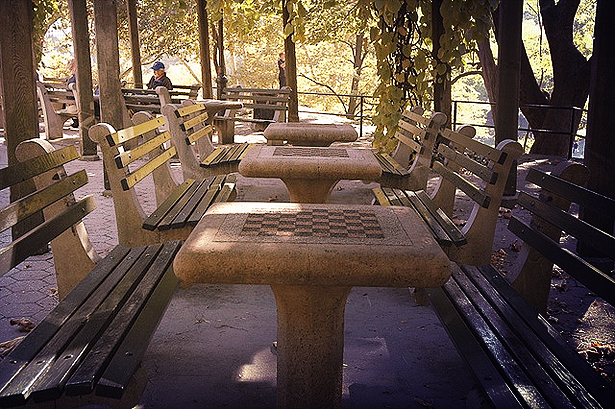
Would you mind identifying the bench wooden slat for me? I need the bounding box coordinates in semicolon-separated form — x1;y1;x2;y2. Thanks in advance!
517;191;615;258
108;116;167;147
438;143;498;185
404;190;457;246
440;127;504;164
375;152;408;176
0;245;150;406
121;147;177;191
157;181;204;231
115;130;172;168
168;178;216;229
465;265;607;408
454;268;584;408
0;146;79;190
508;216;615;306
181;111;209;132
185;124;213;146
96;243;180;398
0;196;96;275
0;244;132;397
526;168;615;216
64;241;181;397
29;243;168;401
394;128;423;154
187;175;236;225
379;187;402;206
174;102;205;117
432;160;491;208
424;284;526;409
444;272;553;408
474;264;615;405
0;170;88;233
200;147;228;166
142;179;196;230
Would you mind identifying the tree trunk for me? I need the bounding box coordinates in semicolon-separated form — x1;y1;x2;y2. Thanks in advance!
480;0;590;157
432;0;451;124
197;0;213;99
283;1;299;122
126;0;143;88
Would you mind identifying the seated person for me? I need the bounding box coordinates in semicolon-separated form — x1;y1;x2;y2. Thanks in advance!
147;61;173;90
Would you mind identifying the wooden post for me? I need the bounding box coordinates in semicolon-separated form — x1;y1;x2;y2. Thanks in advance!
127;0;143;88
68;0;99;159
0;0;39;166
495;1;523;198
582;0;615;263
0;0;44;243
282;1;299;122
94;0;124;191
216;17;227;99
197;0;213;99
432;0;451;123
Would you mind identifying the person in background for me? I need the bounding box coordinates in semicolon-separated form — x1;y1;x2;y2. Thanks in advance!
278;52;286;88
147;61;173;90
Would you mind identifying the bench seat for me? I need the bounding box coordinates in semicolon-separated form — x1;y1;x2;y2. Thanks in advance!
424;163;615;408
89;113;236;247
374;122;523;266
163;101;256;179
0;140;182;408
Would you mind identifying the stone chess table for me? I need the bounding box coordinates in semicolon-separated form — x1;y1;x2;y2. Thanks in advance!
173;202;451;409
238;145;381;203
263;122;358;146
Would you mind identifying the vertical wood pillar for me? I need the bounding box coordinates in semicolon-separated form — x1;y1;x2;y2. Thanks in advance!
197;0;213;99
495;0;523;197
0;0;38;166
216;18;227;99
282;1;299;122
127;0;143;88
583;0;615;248
94;0;124;191
68;0;99;159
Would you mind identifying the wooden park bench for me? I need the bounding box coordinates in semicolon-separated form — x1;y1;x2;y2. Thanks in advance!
373;124;523;266
425;162;615;408
374;106;448;191
88;112;236;248
121;84;201;115
162;101;254;179
0;139;181;408
36;81;79;139
214;87;291;144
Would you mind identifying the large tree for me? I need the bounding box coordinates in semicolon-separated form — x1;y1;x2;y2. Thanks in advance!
479;0;592;157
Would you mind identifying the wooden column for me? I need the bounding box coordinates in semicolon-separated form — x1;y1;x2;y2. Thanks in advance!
216;17;227;99
282;1;299;122
0;0;38;166
197;0;213;98
583;0;615;242
127;0;143;88
68;0;99;159
495;0;523;197
432;0;451;123
94;0;124;191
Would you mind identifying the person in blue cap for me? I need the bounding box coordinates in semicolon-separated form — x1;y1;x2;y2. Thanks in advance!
147;61;173;90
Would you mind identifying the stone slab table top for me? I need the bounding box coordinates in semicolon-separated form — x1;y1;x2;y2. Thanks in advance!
263;122;358;146
198;99;243;122
173;201;451;409
238;145;381;203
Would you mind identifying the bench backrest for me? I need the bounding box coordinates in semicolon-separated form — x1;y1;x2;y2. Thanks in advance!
220;87;291;121
430;129;524;265
391;106;447;189
510;163;615;312
162;101;217;180
0;139;100;298
88;114;180;246
122;84;201;115
36;81;78;139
